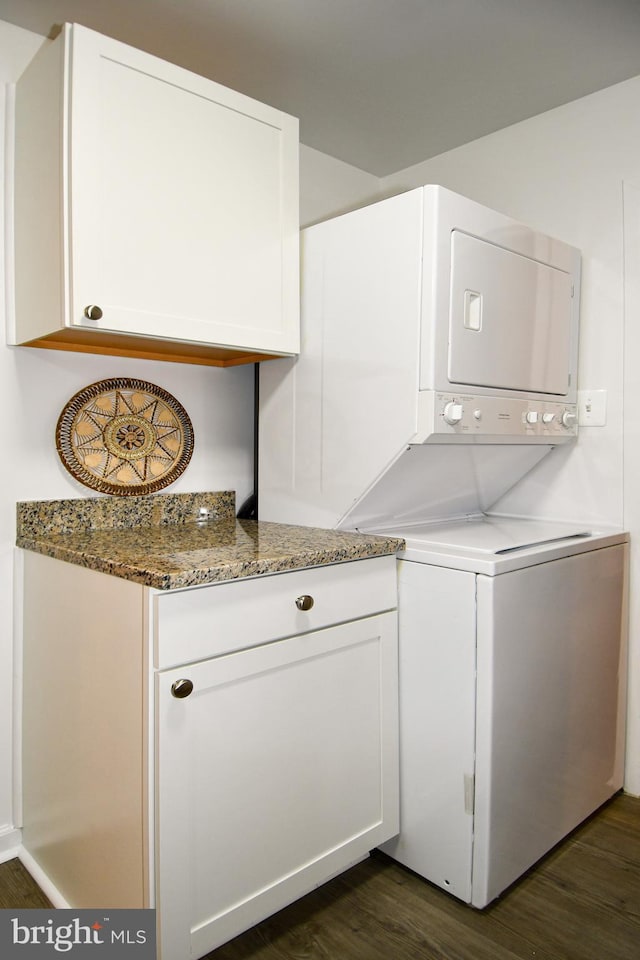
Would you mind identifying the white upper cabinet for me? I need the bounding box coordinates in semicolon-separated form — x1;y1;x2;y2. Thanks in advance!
11;23;299;366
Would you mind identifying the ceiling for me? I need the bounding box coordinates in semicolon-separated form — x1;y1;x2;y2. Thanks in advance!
2;0;640;177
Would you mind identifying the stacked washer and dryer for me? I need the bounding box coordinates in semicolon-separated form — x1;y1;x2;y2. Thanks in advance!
259;186;628;908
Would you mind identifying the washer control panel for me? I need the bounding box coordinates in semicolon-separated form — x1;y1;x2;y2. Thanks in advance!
434;393;578;439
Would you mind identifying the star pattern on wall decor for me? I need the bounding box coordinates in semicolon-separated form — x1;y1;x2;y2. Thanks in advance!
55;378;195;496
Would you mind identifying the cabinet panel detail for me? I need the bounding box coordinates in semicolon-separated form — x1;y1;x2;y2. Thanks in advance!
156;612;399;959
21;551;147;908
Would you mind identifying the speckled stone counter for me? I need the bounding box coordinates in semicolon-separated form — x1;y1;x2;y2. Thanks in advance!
16;491;403;590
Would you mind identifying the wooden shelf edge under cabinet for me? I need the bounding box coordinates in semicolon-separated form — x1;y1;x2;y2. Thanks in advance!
20;329;288;367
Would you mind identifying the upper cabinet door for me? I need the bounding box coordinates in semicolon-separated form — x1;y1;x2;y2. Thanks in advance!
13;23;299;364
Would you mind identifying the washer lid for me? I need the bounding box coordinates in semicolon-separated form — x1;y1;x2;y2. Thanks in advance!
387;515;592;555
342;443;552;531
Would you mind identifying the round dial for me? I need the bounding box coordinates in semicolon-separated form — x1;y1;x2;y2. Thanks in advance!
443;401;463;425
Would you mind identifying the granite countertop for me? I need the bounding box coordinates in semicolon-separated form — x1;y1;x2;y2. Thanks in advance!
16;491;403;590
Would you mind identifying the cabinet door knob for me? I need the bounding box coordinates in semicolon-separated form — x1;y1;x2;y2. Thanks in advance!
84;304;103;320
171;678;194;699
295;595;314;611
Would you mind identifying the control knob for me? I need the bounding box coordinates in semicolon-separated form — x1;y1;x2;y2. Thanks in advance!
561;410;577;428
443;401;463;426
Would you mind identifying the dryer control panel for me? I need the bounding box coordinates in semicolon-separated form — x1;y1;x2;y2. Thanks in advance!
417;392;578;441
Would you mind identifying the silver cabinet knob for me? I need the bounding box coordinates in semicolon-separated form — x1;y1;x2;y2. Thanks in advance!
171;678;194;699
295;595;314;611
84;304;103;320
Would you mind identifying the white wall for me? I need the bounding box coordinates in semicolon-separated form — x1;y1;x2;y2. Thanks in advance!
382;78;640;794
299;144;381;227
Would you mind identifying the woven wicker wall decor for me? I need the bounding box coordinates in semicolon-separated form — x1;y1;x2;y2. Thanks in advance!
56;378;195;496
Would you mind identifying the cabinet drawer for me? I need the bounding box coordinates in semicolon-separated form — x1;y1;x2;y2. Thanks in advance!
153;555;397;669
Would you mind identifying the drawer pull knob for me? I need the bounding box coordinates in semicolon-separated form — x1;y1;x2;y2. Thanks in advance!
295;595;314;611
171;678;194;699
84;304;103;320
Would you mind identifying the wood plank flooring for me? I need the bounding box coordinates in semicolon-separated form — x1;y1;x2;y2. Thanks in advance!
210;793;640;960
0;856;51;908
1;793;638;958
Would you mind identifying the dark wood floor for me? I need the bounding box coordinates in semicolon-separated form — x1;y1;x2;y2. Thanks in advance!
3;793;639;958
0;855;51;908
211;793;640;960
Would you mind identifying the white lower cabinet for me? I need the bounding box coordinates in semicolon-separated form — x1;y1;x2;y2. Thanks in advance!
20;552;399;959
157;611;398;958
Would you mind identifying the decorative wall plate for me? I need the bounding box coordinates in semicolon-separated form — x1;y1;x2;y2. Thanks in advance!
56;378;195;496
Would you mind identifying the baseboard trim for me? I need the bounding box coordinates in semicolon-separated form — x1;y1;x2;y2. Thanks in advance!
0;826;21;863
18;847;70;907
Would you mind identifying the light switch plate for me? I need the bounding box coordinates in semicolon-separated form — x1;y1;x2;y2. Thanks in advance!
577;389;607;426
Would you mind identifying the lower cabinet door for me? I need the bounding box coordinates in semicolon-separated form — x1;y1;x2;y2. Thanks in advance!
155;612;399;960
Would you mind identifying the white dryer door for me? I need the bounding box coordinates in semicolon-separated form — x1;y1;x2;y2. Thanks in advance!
448;231;573;395
472;543;626;907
